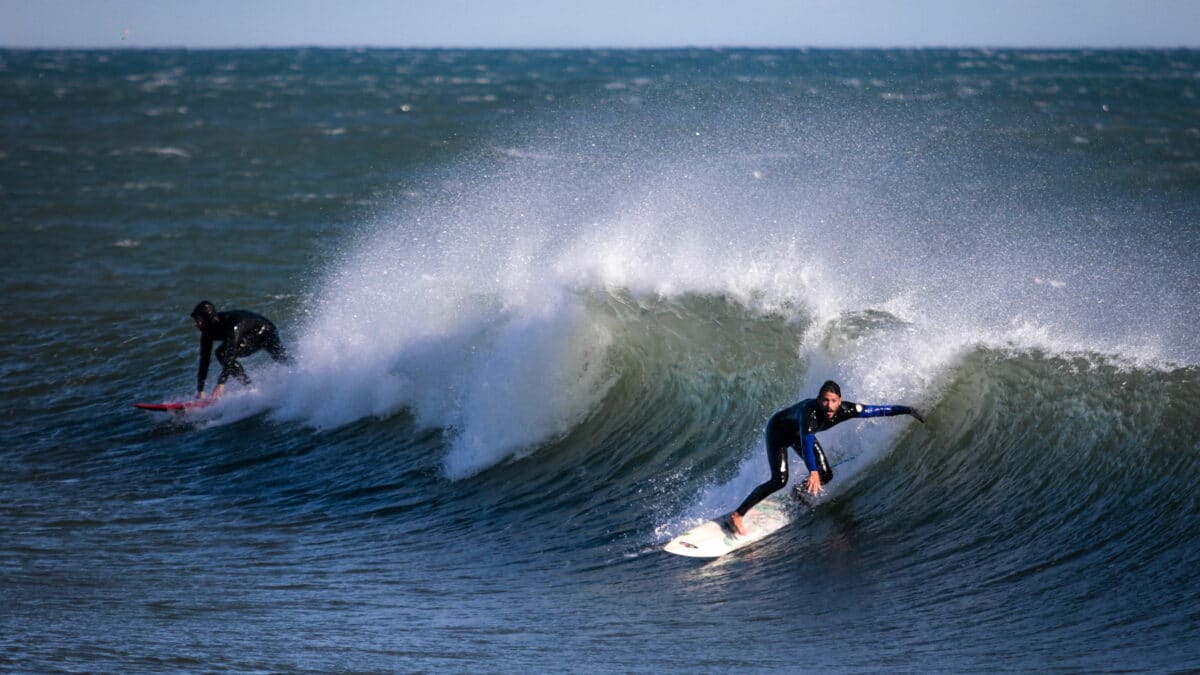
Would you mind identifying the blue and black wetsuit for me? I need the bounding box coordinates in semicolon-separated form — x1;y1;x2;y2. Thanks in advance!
734;398;916;517
195;309;288;394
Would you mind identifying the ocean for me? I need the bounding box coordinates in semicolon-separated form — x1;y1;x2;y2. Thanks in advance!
2;47;1198;672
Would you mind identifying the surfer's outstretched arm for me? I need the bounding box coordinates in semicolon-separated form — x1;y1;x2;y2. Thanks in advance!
858;404;925;423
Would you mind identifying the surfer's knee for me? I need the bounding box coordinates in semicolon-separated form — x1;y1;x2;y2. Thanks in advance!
268;341;289;363
772;460;788;487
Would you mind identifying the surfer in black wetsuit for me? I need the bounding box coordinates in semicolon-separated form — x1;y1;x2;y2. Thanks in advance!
191;301;289;399
728;380;924;535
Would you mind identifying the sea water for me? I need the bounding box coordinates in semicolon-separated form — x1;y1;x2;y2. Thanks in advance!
2;48;1198;671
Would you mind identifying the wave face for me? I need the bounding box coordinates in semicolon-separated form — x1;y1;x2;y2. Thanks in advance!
2;48;1199;672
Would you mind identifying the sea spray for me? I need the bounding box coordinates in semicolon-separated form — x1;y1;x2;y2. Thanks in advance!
265;49;1196;484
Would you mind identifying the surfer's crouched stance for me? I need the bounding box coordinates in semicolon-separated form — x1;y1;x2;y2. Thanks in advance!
191;300;289;399
729;380;925;536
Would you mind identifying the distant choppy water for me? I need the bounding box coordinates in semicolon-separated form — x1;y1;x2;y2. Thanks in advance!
2;48;1199;672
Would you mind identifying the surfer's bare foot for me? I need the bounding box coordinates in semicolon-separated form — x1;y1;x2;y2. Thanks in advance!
728;512;747;536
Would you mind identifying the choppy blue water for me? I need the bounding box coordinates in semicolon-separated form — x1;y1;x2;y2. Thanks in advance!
2;48;1199;672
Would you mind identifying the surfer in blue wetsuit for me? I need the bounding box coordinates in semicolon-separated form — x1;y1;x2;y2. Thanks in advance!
728;380;924;536
191;301;289;399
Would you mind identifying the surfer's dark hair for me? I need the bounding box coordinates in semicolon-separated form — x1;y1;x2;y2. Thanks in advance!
819;380;842;397
191;301;217;322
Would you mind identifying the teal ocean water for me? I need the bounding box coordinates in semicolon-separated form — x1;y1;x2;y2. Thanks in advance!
2;48;1199;671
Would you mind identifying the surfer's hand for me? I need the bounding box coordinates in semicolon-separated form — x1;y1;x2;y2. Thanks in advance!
806;471;824;496
911;408;926;423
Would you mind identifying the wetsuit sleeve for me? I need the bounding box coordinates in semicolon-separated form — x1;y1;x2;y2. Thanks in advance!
799;433;819;472
857;404;914;418
197;334;213;392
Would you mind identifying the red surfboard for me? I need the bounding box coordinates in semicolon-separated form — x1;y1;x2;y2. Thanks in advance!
133;399;215;413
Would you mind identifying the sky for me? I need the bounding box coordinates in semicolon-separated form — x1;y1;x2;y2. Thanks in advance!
2;0;1198;50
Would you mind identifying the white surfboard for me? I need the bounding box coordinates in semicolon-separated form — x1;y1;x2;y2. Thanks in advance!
663;496;793;558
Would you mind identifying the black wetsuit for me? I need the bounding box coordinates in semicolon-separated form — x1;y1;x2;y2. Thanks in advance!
196;310;288;393
734;398;915;516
